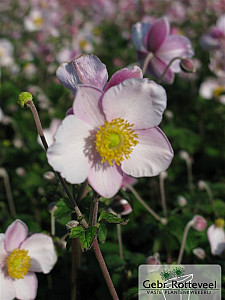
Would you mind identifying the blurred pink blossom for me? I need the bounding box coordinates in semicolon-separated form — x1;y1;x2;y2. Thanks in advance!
0;220;57;300
132;17;194;84
192;215;207;231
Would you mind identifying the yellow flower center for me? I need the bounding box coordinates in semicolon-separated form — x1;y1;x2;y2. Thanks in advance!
215;218;224;228
79;40;87;50
95;118;138;166
34;17;43;27
7;249;31;279
0;50;3;57
213;86;225;98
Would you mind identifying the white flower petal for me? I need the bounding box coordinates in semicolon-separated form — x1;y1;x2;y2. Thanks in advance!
47;115;91;184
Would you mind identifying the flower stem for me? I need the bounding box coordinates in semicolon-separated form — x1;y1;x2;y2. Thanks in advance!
71;238;80;300
142;52;154;75
126;184;167;224
158;56;182;83
93;238;119;300
159;174;167;217
186;159;194;195
201;182;218;217
177;220;194;264
0;168;16;218
117;222;124;260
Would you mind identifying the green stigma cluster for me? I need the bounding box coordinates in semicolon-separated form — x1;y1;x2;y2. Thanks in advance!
18;92;33;108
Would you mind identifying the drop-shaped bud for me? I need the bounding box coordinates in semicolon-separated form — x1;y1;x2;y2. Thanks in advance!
180;58;196;73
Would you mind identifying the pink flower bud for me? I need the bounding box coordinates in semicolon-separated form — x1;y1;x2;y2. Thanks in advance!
192;215;207;231
110;197;132;216
180;58;196;73
193;248;206;260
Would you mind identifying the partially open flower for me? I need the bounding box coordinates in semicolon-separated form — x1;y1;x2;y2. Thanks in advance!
0;220;57;300
207;218;225;255
132;17;194;84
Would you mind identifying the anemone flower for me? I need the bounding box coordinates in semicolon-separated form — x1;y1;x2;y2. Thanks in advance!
132;17;194;84
47;78;173;198
207;218;225;255
0;220;57;300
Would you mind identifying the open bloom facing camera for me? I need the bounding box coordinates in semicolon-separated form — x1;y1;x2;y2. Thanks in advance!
0;220;57;300
47;77;173;198
132;17;194;84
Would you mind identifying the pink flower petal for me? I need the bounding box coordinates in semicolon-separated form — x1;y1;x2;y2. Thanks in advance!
146;56;174;84
145;17;170;52
74;54;108;90
105;66;143;92
0;268;15;300
102;78;167;129
14;272;38;300
207;225;225;255
73;85;105;128
21;234;57;273
0;234;7;266
157;35;194;72
47;115;91;184
121;127;173;177
56;62;80;94
88;155;123;198
217;14;225;35
132;22;150;52
4;220;28;252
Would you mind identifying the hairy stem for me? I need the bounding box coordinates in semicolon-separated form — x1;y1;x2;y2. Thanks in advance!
159;175;167;217
177;220;194;264
0;168;16;218
93;238;119;300
186;160;194;195
158;56;182;83
117;222;124;260
142;52;154;75
126;184;166;224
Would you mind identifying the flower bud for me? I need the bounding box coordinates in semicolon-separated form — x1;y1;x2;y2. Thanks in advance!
66;220;79;231
16;167;26;177
146;253;161;272
180;58;196;73
198;180;206;190
193;247;206;260
18;92;33;108
110;197;132;216
160;171;168;180
177;195;187;207
192;215;207;231
179;150;190;161
43;171;55;181
48;202;57;213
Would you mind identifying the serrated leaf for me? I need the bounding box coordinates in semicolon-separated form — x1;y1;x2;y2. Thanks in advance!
69;226;85;238
98;223;107;244
70;226;97;251
98;211;128;225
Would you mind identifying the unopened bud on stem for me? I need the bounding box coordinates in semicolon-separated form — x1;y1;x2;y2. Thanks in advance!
18;92;33;108
180;58;196;73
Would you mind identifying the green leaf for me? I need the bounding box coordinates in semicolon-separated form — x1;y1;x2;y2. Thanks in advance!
98;211;128;225
69;226;97;251
98;223;107;244
69;226;85;238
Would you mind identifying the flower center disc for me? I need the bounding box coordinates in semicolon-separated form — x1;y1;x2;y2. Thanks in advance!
7;248;31;279
213;86;225;98
95;118;138;166
215;218;224;228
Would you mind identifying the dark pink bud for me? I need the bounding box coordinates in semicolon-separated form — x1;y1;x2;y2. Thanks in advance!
180;58;196;73
192;215;207;231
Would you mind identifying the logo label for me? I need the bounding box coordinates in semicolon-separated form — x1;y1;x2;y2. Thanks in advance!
139;264;221;299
